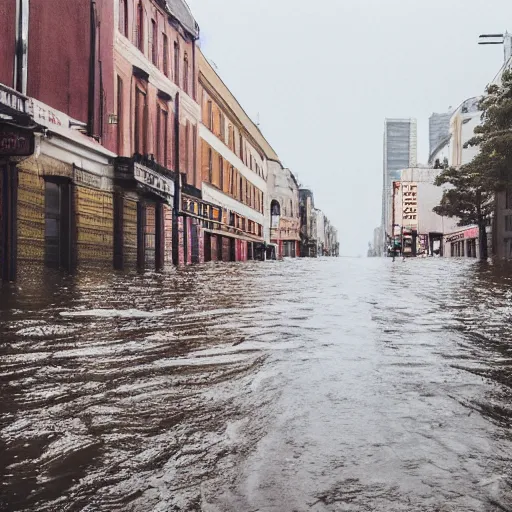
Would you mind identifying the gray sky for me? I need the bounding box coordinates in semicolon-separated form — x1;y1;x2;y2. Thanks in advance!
187;0;508;256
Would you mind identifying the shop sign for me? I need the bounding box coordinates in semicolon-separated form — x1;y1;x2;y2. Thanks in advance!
0;126;34;156
464;227;478;239
402;182;418;229
30;98;67;130
445;232;465;243
134;163;174;197
0;84;28;115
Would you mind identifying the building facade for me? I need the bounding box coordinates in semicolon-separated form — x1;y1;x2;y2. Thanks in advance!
0;0;117;280
381;118;417;253
112;0;201;269
198;49;275;262
268;162;300;258
428;111;452;166
0;0;338;281
299;188;316;257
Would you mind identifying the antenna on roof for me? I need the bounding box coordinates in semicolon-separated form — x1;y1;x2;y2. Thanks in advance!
256;112;260;127
207;59;218;70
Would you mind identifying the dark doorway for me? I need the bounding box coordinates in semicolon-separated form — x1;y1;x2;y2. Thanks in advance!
44;179;73;270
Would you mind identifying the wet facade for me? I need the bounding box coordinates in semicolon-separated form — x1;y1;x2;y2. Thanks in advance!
0;0;337;281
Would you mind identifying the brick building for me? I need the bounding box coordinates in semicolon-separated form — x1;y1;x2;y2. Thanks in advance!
0;0;116;280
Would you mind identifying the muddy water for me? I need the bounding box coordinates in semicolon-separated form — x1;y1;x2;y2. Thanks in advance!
1;258;512;511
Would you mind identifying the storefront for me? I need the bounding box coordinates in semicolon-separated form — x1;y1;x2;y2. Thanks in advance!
114;156;174;271
444;226;479;258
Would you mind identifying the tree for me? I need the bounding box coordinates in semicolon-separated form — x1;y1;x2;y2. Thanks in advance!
434;69;512;260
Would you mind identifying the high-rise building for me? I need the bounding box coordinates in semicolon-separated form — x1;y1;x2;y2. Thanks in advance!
428;112;452;164
381;118;417;252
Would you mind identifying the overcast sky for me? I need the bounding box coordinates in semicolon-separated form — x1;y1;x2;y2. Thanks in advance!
186;0;508;256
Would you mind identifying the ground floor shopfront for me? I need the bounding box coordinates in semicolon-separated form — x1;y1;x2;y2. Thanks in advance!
271;239;300;259
444;227;479;259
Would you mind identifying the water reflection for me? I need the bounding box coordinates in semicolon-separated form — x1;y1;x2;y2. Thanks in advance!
1;258;512;511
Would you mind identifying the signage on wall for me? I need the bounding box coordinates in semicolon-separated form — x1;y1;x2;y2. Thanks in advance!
445;233;465;243
402;182;418;229
0;126;34;156
134;163;174;197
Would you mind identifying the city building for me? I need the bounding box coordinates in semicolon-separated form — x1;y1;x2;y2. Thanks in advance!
314;209;326;256
381;118;417;253
0;0;338;281
299;188;316;257
391;168;459;256
0;0;117;280
268;163;300;258
198;49;273;262
428;111;452;167
112;0;201;268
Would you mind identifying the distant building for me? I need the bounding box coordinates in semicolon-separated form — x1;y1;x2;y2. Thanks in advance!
267;163;300;258
428;112;452;166
299;189;316;257
382;118;417;253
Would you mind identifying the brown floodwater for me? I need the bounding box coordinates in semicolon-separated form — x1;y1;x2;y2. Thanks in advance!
1;258;512;511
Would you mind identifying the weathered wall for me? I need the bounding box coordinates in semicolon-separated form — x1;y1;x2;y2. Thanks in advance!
75;187;114;266
0;0;17;88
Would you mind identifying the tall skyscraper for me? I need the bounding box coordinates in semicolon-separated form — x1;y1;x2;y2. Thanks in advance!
428;112;452;164
381;118;417;252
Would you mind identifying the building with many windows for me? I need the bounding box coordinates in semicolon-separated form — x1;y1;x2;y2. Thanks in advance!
381;118;417;253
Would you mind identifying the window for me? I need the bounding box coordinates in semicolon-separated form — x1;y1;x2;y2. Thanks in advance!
119;0;128;36
208;148;213;183
505;214;512;232
156;105;168;166
174;41;180;86
228;125;234;150
183;53;189;94
239;133;244;161
185;122;190;177
136;2;143;51
162;34;169;76
134;87;147;154
117;76;123;154
506;187;512;209
218;156;223;190
220;113;225;141
207;100;213;130
230;166;235;195
151;20;157;65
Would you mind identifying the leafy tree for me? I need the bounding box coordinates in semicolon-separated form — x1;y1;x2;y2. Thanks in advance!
434;69;512;260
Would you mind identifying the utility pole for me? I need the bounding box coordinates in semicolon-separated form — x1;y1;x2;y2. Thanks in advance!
478;31;512;63
391;180;397;261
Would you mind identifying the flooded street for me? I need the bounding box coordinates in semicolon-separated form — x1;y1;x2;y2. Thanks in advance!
1;258;512;512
